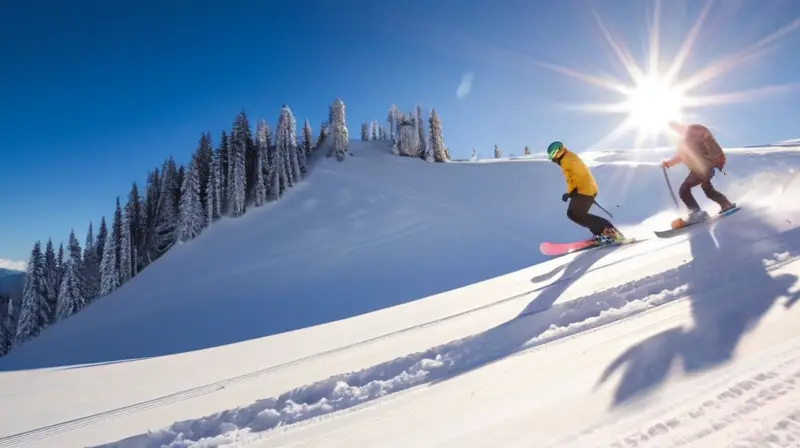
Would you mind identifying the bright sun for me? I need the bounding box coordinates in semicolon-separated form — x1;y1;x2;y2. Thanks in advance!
533;2;800;149
625;73;687;137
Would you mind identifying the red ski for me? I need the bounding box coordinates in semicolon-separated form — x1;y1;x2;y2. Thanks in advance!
540;237;639;256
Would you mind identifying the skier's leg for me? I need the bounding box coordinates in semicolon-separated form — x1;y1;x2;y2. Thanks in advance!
678;172;703;211
566;194;595;234
568;194;615;237
699;170;735;211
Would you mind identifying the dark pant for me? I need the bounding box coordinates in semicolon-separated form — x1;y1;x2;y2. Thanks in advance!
678;168;731;211
567;193;614;236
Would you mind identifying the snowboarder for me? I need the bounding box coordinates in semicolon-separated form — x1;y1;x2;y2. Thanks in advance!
660;121;736;224
546;141;624;243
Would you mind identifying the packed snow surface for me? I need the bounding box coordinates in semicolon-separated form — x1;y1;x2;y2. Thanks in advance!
2;140;800;447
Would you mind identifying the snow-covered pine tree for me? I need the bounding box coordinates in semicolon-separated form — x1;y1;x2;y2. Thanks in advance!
178;158;205;241
82;222;100;301
55;242;65;298
228;114;248;217
361;122;368;141
388;104;398;140
368;120;375;141
43;239;58;323
285;105;304;177
56;257;86;320
254;120;269;206
217;131;230;215
112;197;123;279
206;149;222;223
125;182;144;277
119;211;132;284
270;119;284;199
302;119;313;156
95;217;107;268
397;113;421;157
275;105;296;189
15;241;50;345
141;169;160;267
428;108;447;163
0;294;12;356
416;105;426;157
316;120;328;148
99;206;120;296
524;145;530;155
328;98;349;161
194;132;214;212
494;145;502;158
153;158;179;256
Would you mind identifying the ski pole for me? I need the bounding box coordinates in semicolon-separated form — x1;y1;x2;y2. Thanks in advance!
662;164;680;209
593;200;614;219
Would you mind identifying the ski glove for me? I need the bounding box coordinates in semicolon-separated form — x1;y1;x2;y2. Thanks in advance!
562;189;575;202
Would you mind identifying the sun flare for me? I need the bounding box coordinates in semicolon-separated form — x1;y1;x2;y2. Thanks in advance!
626;73;687;137
536;1;800;149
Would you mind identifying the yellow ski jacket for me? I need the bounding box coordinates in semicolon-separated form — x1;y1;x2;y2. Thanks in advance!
559;150;598;197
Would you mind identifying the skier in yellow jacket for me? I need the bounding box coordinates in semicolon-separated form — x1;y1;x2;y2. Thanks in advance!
546;141;623;243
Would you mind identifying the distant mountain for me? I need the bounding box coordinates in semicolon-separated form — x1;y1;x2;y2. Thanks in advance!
0;268;24;306
0;268;25;279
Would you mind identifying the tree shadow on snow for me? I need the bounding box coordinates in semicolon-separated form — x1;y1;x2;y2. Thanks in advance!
595;212;800;407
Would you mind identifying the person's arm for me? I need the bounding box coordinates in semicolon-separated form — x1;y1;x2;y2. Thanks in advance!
662;152;682;168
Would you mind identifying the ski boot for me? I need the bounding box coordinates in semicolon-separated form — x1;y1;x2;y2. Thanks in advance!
671;209;709;229
594;227;625;245
718;201;736;215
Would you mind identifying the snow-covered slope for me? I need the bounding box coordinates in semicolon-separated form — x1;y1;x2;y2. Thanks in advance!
2;140;800;448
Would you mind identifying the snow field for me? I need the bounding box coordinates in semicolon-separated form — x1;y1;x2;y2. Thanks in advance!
2;141;800;447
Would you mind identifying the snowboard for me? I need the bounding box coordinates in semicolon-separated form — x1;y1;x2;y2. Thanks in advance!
653;205;741;238
540;236;639;256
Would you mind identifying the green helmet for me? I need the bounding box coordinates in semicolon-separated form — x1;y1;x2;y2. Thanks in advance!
546;141;565;160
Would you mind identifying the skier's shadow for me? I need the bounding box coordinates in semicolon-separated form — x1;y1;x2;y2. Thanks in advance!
596;214;800;406
429;244;621;385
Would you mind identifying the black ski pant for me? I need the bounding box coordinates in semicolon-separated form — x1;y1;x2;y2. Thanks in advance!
567;193;614;236
678;168;731;212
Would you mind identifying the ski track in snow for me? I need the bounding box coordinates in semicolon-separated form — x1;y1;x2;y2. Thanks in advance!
82;229;800;448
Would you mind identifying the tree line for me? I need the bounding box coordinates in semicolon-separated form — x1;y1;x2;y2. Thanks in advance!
1;98;352;357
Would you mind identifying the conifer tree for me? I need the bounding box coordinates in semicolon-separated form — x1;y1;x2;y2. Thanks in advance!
15;241;49;345
428;108;447;163
0;294;12;356
119;213;132;284
228;114;247;217
328;98;349;161
43;239;58;322
178;158;205;241
194;132;214;212
82;222;100;301
361;122;368;141
125;182;143;276
302;119;314;157
99;214;120;296
417;105;426;157
524;145;530;155
95;217;107;267
255;120;270;206
283;105;304;177
206;149;222;223
218;131;230;215
56;257;85;320
142;169;161;266
154;158;179;256
275;108;293;194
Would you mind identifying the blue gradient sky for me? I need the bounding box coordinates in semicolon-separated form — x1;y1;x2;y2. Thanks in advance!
2;0;800;265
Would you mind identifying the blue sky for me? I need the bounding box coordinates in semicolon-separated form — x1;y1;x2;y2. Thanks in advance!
2;0;800;265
